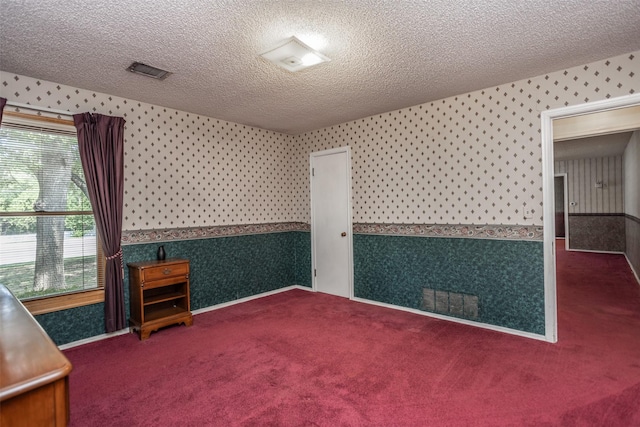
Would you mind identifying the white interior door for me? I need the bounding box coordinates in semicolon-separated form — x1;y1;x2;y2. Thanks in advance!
310;147;353;298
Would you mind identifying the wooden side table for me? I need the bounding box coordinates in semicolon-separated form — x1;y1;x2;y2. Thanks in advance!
128;258;193;340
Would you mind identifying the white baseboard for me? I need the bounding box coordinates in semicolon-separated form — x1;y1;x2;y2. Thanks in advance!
567;248;624;255
198;285;548;342
351;297;549;342
59;328;129;350
59;285;314;350
568;249;639;285
191;285;312;315
624;253;640;285
60;285;548;349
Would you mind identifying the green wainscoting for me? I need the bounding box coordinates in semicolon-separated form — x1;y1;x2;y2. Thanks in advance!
36;231;311;345
353;234;545;334
35;302;105;346
122;232;298;310
294;231;312;288
35;231;543;345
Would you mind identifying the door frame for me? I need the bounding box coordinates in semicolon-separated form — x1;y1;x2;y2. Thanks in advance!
310;146;354;299
541;92;640;343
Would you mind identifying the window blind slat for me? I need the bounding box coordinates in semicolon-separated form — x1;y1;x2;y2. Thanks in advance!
0;115;100;300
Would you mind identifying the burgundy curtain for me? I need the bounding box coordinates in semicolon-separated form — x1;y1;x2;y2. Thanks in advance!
74;113;126;332
0;97;6;125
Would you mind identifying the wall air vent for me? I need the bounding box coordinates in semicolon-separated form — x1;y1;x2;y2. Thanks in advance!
126;62;172;80
422;288;479;320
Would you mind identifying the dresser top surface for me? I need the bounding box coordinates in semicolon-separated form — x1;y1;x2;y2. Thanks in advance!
0;285;72;401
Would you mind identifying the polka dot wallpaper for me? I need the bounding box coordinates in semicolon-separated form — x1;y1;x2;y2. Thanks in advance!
1;50;638;233
292;51;638;226
121;113;295;229
1;74;296;230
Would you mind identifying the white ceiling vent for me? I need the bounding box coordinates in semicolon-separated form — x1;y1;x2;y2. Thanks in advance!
259;36;330;72
127;62;172;80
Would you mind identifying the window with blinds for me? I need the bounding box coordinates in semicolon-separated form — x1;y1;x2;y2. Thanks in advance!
0;111;103;300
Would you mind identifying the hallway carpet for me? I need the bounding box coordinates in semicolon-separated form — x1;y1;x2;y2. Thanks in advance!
64;246;640;426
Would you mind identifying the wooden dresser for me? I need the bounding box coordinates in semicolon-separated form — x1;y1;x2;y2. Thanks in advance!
0;285;72;426
128;258;193;340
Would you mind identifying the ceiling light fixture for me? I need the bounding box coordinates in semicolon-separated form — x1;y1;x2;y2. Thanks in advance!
127;62;172;80
259;36;330;72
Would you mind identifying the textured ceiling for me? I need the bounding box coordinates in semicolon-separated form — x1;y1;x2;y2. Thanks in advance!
554;132;635;161
1;1;639;135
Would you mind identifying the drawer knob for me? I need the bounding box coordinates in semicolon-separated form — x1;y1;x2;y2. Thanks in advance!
163;268;172;275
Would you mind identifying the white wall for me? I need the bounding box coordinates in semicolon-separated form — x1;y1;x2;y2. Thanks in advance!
623;130;640;276
624;130;640;218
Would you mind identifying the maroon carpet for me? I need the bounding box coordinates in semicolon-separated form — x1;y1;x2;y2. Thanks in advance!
64;245;640;426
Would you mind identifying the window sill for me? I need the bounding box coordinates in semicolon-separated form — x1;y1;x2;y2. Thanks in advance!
23;288;105;315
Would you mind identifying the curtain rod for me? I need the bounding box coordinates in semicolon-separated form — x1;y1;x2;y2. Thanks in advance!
6;101;75;118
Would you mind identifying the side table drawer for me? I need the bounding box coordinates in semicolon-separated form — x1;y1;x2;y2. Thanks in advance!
143;263;189;282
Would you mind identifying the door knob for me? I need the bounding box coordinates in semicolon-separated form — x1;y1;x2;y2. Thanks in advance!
341;232;347;237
